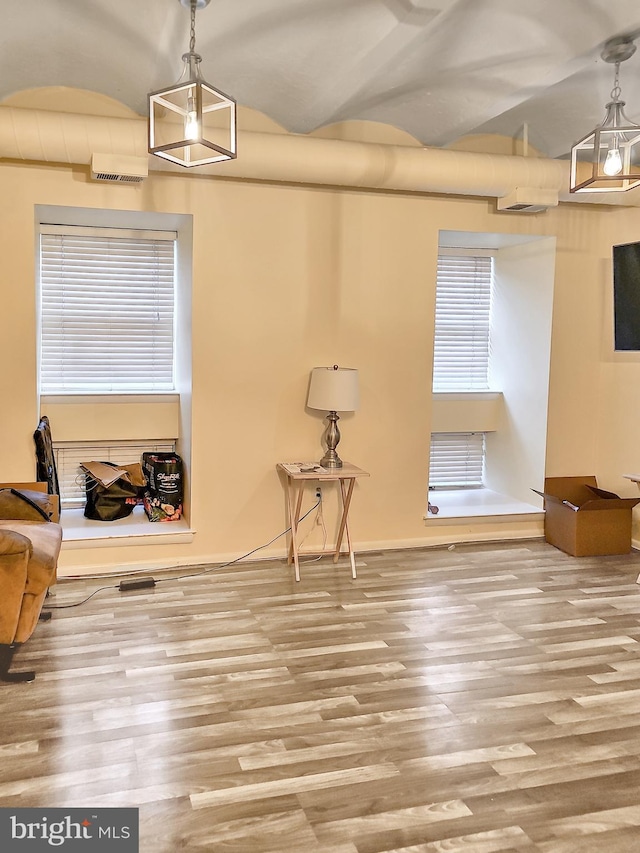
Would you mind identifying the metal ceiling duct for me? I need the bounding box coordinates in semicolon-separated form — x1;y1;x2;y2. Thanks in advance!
0;104;636;206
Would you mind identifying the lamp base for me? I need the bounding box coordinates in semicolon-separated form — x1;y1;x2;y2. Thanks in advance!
319;451;343;469
320;411;343;468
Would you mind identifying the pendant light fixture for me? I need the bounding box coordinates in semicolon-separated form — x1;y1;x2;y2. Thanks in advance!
148;0;236;168
570;36;640;193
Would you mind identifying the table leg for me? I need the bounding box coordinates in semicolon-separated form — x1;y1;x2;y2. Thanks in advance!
334;478;357;579
286;478;305;582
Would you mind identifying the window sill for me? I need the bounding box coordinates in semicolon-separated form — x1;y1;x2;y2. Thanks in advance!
432;391;502;401
425;488;543;524
41;393;180;404
59;505;195;549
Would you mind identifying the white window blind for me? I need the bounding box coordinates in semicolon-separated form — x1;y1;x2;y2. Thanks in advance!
429;432;485;488
39;225;176;393
54;440;176;509
432;254;493;391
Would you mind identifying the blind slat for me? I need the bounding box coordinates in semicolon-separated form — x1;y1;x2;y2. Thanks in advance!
429;432;485;488
432;255;493;392
39;230;176;393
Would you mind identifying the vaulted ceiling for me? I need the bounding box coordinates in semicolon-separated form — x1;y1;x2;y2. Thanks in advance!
4;0;640;160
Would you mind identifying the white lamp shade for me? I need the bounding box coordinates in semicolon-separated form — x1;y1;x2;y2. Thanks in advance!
307;366;359;412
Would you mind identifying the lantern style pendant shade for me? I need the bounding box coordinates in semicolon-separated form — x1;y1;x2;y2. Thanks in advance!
570;36;640;193
148;0;237;168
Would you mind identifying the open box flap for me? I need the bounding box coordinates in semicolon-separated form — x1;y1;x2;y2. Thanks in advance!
533;483;640;512
578;496;640;511
586;484;624;500
532;489;579;510
543;476;598;507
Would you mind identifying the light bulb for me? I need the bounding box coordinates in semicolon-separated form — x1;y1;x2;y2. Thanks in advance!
184;94;199;141
603;146;623;176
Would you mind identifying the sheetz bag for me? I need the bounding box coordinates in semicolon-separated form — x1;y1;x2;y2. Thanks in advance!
142;452;184;522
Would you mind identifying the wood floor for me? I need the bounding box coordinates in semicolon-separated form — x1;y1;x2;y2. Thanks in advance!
3;539;640;852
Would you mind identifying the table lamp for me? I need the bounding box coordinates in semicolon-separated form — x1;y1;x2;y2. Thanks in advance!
307;365;359;468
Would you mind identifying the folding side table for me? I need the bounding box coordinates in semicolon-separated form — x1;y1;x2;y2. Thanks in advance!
277;461;369;581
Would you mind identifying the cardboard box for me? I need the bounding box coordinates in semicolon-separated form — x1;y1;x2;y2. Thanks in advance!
533;476;640;557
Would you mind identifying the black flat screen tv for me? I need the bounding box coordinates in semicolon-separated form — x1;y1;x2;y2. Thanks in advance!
613;240;640;350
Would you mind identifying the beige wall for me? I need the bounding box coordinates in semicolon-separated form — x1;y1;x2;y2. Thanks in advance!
1;126;637;572
596;205;640;512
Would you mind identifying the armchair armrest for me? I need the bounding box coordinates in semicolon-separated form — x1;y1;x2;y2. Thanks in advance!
0;529;31;646
0;483;60;522
0;528;32;558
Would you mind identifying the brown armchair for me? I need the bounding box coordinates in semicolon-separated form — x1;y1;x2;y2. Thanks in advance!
0;483;62;682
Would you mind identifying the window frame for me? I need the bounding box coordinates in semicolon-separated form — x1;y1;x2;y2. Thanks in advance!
429;249;496;492
34;205;193;530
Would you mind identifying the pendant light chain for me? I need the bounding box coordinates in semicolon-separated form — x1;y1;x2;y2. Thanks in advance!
189;0;197;54
611;62;622;102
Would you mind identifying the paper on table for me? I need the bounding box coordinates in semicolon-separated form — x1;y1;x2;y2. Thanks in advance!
280;462;328;475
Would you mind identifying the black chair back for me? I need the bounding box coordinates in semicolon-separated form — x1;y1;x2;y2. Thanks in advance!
33;416;60;497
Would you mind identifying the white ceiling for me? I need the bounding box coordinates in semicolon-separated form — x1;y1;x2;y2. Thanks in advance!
5;0;640;160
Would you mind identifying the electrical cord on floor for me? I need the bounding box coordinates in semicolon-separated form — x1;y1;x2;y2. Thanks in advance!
42;584;119;610
154;498;321;584
42;499;321;610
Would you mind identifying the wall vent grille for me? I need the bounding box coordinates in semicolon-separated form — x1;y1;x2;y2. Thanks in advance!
90;153;148;184
93;172;145;183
